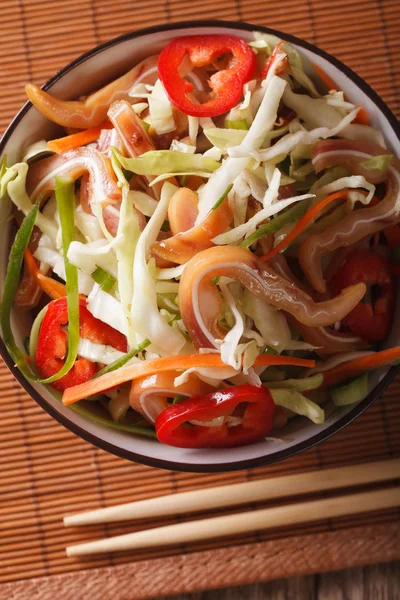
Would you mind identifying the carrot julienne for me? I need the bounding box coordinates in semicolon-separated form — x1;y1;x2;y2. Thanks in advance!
322;347;400;388
47;121;113;154
311;63;337;91
62;354;316;405
24;249;67;299
353;106;369;125
260;190;350;262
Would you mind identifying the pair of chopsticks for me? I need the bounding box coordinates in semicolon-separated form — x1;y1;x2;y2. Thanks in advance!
64;458;400;556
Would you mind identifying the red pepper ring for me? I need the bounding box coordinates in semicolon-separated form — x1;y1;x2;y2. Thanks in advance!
261;41;289;81
158;35;256;118
155;384;275;448
36;297;128;392
331;251;395;342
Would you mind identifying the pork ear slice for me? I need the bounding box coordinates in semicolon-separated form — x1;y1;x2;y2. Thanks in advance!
300;139;400;293
178;245;366;351
27;147;122;206
25;55;159;128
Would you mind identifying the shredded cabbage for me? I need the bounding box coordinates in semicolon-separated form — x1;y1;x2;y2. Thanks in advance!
195;75;287;223
108;388;132;422
131;182;186;355
34;245;94;295
203;147;222;161
156;263;186;281
75;206;105;242
150;170;213;187
170;139;196;154
114;148;220;176
148;79;176;135
188;116;199;147
22;140;53;163
213;172;314;245
249;32;321;97
270;388;325;424
67;239;118;278
77;338;126;365
282;87;385;146
360;155;393;171
204;128;247;151
0;163;59;245
243;288;291;353
218;281;245;370
128;190;158;217
174;365;238;388
111;150;142;347
266;374;323;391
256;108;359;163
87;284;128;335
325;91;356;111
318;175;375;205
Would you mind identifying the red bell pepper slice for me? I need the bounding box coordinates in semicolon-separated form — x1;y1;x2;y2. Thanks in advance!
155;384;275;448
261;41;288;80
158;35;256;118
36;297;127;392
331;251;394;341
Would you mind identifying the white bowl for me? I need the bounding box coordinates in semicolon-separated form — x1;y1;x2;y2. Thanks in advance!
1;20;399;472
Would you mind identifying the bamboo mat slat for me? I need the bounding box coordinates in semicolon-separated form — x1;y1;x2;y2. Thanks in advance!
1;1;400;597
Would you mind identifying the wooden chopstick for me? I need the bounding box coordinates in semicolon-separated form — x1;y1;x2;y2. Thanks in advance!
66;486;400;556
64;458;400;526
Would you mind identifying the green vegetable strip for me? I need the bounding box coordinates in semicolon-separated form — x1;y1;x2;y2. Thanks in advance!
0;155;7;180
95;339;151;378
0;199;40;378
239;199;310;248
172;396;185;404
92;266;116;292
42;177;80;383
29;304;49;367
263;345;279;355
360;155;393;172
330;373;369;407
265;373;323;391
1;181;80;384
71;404;157;438
225;119;248;130
45;383;156;438
212;183;233;210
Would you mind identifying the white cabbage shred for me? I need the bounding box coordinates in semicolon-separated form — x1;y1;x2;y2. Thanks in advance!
131;181;186;355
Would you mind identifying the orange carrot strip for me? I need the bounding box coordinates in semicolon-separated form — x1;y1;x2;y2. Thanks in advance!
24;249;66;299
322;347;400;388
384;224;400;247
62;354;316;405
311;63;337;91
353;106;369;125
260;190;349;262
47;121;112;154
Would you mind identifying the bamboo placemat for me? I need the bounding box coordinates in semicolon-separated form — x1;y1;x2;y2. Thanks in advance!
1;1;400;597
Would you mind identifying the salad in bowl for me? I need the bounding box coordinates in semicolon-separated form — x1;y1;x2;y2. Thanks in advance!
0;22;399;466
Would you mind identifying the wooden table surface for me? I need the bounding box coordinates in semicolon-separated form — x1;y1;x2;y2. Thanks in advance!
164;562;400;599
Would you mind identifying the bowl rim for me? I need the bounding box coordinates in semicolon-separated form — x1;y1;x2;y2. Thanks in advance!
0;19;399;473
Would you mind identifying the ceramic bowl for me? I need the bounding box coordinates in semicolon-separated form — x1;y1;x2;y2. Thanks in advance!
0;20;399;472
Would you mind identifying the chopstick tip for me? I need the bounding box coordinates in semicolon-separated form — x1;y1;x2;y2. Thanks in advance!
65;545;76;557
